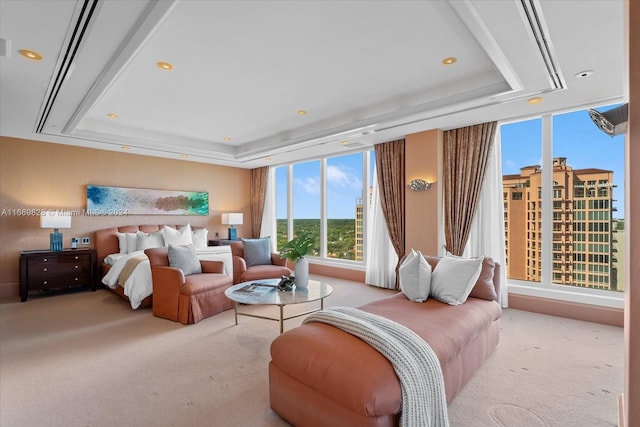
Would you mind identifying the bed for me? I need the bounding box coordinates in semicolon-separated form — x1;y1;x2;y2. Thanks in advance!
94;224;232;309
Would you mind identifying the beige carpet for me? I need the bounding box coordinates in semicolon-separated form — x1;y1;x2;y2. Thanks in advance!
0;276;623;427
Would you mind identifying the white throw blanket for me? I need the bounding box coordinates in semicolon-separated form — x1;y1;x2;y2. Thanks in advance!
304;307;449;427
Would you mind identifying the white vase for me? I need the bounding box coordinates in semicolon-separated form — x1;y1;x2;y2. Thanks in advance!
294;257;309;289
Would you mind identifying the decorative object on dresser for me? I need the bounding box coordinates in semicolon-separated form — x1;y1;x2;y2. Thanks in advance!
19;248;96;302
40;210;72;252
221;212;243;240
208;239;235;246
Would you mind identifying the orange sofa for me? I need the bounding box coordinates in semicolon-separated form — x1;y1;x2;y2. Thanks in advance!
269;257;502;426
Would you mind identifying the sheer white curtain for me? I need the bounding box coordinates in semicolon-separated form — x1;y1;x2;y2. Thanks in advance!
462;131;508;307
365;165;398;288
261;166;278;252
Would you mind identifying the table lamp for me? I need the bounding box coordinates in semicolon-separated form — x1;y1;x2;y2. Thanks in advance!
41;211;72;251
221;213;243;240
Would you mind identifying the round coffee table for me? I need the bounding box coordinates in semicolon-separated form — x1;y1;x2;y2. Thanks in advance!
224;279;333;334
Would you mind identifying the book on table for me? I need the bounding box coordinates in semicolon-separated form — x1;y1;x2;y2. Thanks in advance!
234;282;277;295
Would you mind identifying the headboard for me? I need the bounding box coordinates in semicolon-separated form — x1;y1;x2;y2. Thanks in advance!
94;224;202;265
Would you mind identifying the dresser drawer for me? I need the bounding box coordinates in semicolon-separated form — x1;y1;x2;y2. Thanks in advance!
20;249;97;301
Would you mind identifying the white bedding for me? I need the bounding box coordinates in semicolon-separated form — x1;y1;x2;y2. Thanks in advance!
101;246;233;309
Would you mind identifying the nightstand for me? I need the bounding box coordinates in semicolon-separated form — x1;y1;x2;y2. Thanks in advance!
19;248;97;302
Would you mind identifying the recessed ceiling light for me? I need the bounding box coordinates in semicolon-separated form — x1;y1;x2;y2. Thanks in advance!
107;113;119;119
19;49;42;61
340;140;349;145
442;57;457;65
574;70;594;79
181;154;189;158
157;61;173;70
297;110;307;115
223;137;232;142
265;157;272;162
527;97;543;104
121;146;130;150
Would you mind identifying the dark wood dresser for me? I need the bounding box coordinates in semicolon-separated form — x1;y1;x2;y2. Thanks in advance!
19;248;97;302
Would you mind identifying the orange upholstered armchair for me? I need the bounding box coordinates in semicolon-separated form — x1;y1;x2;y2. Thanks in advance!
145;246;234;324
230;238;291;284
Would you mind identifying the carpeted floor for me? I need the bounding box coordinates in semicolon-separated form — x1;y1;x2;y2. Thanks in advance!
0;275;623;427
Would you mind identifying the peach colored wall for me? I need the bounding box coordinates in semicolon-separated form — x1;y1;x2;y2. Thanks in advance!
405;129;441;255
625;1;639;424
0;136;250;296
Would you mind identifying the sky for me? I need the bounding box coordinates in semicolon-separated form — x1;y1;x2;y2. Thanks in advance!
278;105;626;220
502;105;626;216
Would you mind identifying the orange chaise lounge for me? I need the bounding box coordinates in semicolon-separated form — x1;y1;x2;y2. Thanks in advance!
269;256;502;426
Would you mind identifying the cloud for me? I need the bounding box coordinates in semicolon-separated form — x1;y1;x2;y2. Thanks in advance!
327;165;362;188
294;176;320;195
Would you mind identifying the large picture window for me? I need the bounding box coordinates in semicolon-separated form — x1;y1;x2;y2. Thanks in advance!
275;151;371;264
501;105;624;293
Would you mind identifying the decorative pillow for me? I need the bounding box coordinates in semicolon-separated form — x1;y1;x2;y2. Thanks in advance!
163;224;193;246
116;232;138;254
425;255;497;302
399;249;432;303
242;237;272;267
135;230;165;251
429;256;483;305
192;228;209;248
469;257;498;301
168;244;202;275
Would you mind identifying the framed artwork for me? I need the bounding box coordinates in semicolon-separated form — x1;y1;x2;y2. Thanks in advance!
86;185;209;215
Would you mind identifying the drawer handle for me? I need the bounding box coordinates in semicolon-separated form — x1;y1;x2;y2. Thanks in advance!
75;265;79;269
74;256;79;260
43;258;48;262
74;278;79;281
43;281;47;285
43;268;47;272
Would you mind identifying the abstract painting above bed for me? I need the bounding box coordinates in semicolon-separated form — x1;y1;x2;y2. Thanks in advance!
87;185;209;215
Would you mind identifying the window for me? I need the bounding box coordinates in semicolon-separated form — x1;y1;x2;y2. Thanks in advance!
275;151;371;264
501;105;624;293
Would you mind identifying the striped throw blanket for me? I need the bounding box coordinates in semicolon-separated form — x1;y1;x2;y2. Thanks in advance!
304;307;449;427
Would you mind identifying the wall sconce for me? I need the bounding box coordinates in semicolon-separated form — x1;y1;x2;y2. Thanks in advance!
41;210;72;251
221;213;243;240
408;179;432;191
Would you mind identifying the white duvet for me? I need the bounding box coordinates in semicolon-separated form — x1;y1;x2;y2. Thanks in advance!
101;246;233;309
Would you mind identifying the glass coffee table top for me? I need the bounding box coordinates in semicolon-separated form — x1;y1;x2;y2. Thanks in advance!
224;279;333;334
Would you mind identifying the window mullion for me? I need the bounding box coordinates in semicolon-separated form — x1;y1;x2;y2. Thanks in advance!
541;115;553;285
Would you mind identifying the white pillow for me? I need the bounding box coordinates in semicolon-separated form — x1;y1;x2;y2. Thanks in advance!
399;250;432;303
163;224;193;246
116;232;138;254
136;230;165;251
192;228;208;248
430;256;483;305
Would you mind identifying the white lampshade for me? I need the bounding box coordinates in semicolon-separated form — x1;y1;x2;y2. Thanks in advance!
221;213;243;225
40;211;72;229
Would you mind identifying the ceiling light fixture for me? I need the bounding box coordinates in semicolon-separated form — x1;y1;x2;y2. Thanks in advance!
156;61;173;70
297;110;307;115
181;154;189;158
224;137;232;142
265;157;272;162
527;97;543;104
121;146;130;150
340;141;349;145
107;113;118;119
19;49;42;61
442;57;457;65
